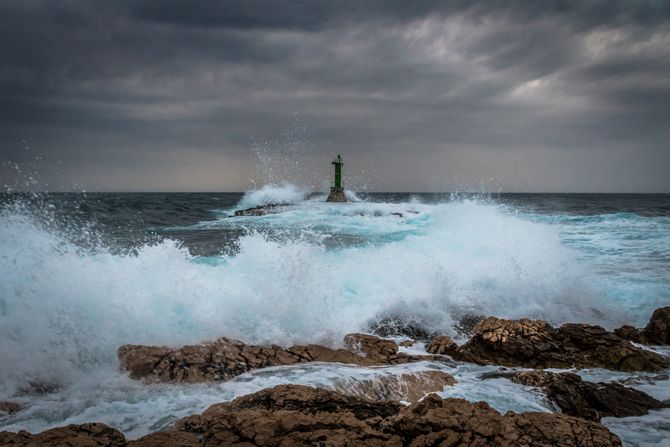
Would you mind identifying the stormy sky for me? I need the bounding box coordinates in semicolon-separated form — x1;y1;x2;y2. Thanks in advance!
1;1;669;192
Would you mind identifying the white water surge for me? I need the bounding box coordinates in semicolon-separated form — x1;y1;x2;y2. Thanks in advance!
0;188;668;445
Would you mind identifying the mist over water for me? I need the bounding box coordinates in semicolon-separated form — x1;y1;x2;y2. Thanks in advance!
1;186;669;444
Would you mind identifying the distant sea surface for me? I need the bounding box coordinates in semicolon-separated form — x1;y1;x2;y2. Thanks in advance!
1;189;669;445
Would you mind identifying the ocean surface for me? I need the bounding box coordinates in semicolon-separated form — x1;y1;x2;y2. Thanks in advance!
1;187;669;445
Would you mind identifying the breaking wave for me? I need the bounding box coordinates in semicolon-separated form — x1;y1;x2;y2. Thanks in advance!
0;192;640;398
238;182;309;209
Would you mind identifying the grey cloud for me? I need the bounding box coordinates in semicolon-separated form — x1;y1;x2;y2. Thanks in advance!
0;0;669;192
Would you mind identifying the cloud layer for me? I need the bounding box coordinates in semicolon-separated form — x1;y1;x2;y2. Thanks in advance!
1;0;669;192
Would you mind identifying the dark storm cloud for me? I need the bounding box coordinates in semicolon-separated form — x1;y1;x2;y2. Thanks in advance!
0;0;669;191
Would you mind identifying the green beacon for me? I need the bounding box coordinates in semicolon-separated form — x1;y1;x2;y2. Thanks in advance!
326;154;347;202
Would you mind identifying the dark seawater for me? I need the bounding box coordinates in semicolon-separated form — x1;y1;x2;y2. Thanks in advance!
2;192;668;256
0;190;669;444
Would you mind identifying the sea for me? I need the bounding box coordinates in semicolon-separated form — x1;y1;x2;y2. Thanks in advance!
0;186;669;445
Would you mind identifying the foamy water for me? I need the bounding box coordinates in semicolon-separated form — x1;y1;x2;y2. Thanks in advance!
0;186;668;445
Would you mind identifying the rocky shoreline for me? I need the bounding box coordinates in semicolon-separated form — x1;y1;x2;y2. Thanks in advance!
1;385;625;447
1;307;669;446
426;316;669;371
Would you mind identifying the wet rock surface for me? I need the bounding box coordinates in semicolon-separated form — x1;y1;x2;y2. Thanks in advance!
0;423;126;447
484;370;667;421
17;381;60;396
454;314;486;338
644;306;670;344
430;316;670;371
0;384;625;446
333;370;455;403
0;402;22;415
232;203;289;217
369;315;437;341
127;385;622;446
426;335;459;356
615;306;670;345
118;333;436;383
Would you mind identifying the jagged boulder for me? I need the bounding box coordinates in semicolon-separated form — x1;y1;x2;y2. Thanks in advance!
484;370;667;421
343;333;399;361
426;335;459;356
430;316;670;371
130;385;622;447
613;324;645;343
644;306;670;345
613;307;670;345
118;334;435;383
0;423;126;447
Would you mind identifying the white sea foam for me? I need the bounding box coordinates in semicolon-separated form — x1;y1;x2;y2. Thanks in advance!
0;191;667;441
0;195;631;395
237;182;309;209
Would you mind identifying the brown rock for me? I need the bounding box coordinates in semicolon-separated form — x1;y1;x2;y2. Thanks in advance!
613;325;646;343
117;345;173;380
643;306;670;345
426;335;459;356
489;370;667;421
0;385;624;447
368;315;436;341
454;313;485;338
119;334;436;383
386;394;621;447
432;316;670;371
343;333;398;360
333;370;455;403
0;423;126;447
0;401;22;415
128;432;200;447
125;385;621;447
613;307;670;346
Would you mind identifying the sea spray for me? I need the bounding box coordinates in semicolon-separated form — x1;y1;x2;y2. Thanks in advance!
0;192;631;397
0;191;668;444
237;182;310;209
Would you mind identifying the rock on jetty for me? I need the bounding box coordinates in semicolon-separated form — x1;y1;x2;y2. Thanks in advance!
232;203;289;217
427;316;670;371
1;385;622;446
482;370;667;421
118;333;436;383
